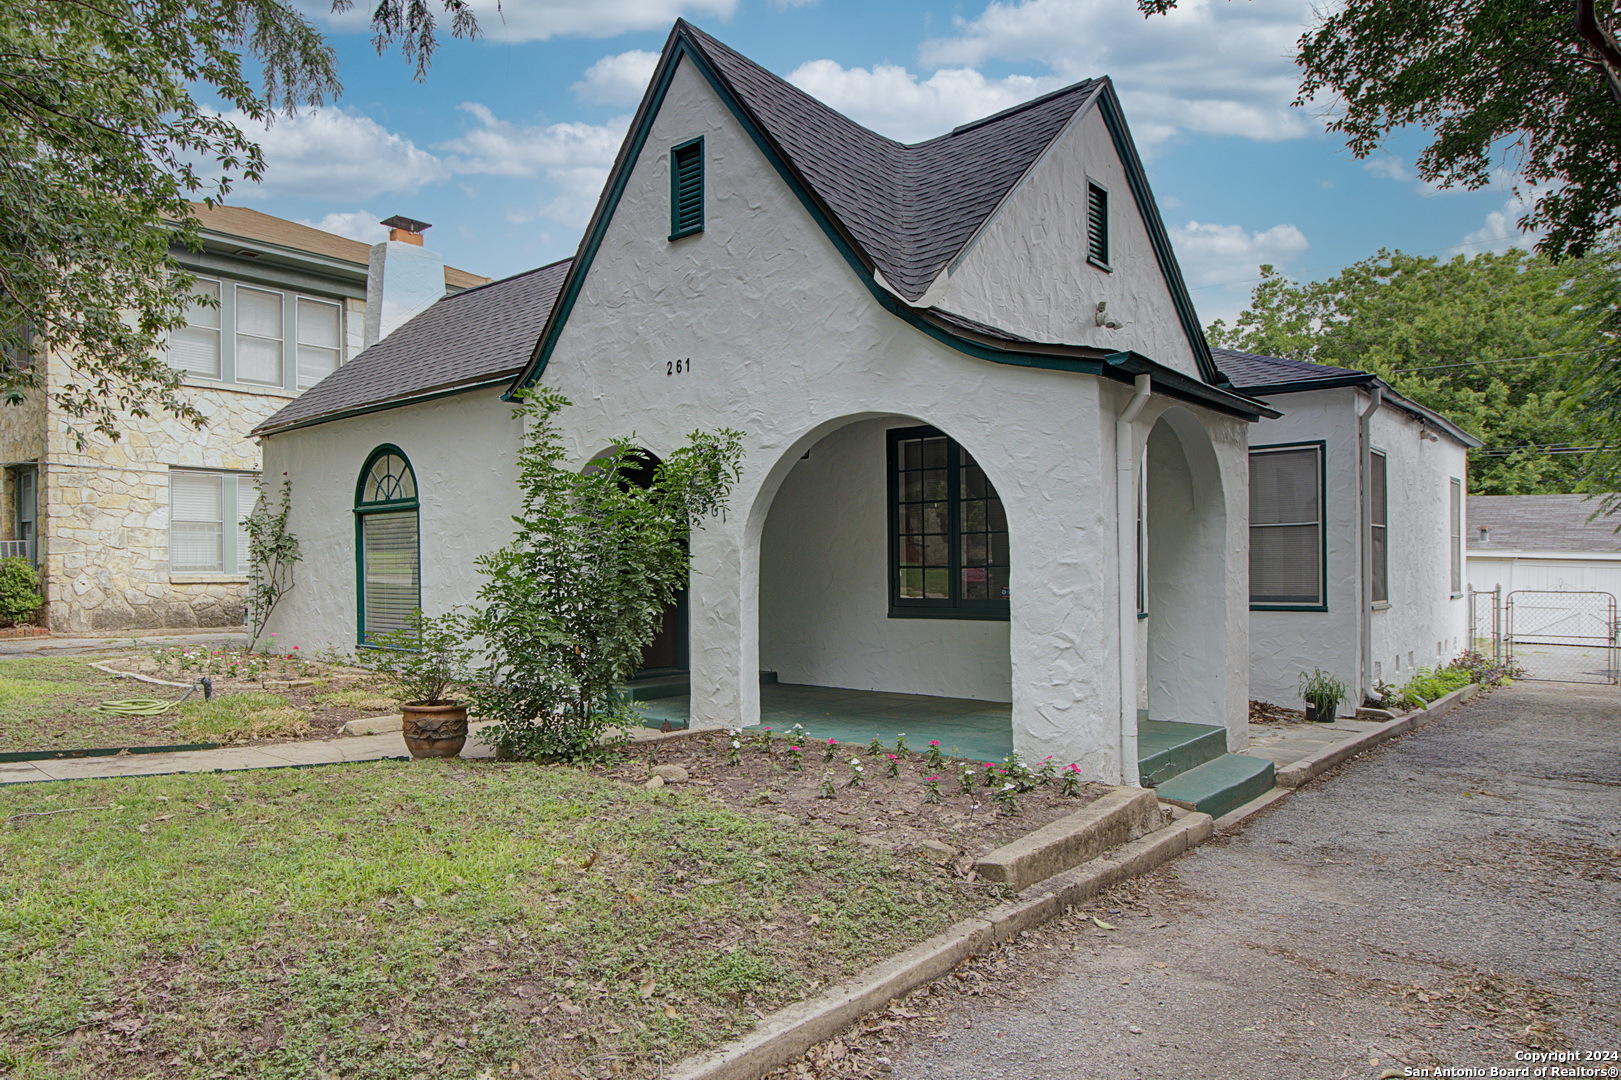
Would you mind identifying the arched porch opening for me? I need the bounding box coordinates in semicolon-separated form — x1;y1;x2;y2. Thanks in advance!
752;415;1015;761
584;445;688;677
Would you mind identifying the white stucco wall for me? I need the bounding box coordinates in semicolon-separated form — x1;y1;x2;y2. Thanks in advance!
260;388;524;653
262;54;1254;782
930;107;1203;380
1369;402;1470;686
1246;388;1362;711
758;418;1012;701
1245;386;1470;712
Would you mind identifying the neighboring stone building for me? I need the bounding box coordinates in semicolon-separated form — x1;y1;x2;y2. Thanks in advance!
0;205;485;633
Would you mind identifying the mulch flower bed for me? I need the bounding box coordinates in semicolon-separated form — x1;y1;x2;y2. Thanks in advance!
599;729;1116;863
1248;699;1308;725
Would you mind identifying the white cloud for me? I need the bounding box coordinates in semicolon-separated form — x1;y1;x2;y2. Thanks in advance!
1362;154;1412;183
1457;190;1541;255
458;0;735;42
572;49;661;106
786;60;1065;143
1169;220;1309;288
438;103;628;226
919;0;1314;145
300;210;390;244
227;109;448;201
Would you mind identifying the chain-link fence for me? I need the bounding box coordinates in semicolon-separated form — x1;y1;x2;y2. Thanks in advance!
1467;586;1502;661
1504;590;1619;684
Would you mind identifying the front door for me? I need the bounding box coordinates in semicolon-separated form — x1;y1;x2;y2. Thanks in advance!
638;588;688;675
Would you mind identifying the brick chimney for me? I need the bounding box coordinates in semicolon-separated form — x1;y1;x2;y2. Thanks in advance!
365;215;444;347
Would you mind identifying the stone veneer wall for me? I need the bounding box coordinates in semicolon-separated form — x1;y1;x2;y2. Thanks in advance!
36;296;365;633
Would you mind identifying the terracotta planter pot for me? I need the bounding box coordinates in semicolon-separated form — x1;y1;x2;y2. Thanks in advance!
401;701;469;759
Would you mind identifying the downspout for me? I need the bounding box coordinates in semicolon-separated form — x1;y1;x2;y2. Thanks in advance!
1117;374;1151;785
1358;384;1384;706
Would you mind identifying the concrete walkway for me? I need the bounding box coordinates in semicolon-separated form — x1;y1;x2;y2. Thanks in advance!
882;680;1621;1079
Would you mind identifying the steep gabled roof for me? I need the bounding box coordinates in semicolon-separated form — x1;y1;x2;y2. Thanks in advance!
253;259;571;436
1216;347;1482;448
684;24;1101;302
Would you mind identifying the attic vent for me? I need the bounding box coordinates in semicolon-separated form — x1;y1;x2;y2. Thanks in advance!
669;138;704;240
1086;181;1109;268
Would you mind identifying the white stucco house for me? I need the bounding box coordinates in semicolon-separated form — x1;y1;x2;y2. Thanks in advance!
1216;349;1481;712
253;21;1289;801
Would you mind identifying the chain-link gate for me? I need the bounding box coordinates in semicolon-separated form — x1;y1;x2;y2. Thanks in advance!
1504;590;1619;684
1467;585;1503;661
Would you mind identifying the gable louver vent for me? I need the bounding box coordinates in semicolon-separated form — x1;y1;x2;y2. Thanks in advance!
1086;182;1109;267
670;138;704;240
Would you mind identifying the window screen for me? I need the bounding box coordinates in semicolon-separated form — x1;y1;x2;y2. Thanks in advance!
1449;477;1462;596
296;297;343;388
670;139;703;239
236;286;284;385
1371;450;1389;604
1086;182;1109;266
355;447;420;643
1249;445;1323;606
169;279;222;378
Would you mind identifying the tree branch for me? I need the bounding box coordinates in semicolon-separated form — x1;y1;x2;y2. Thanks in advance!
1575;0;1621;102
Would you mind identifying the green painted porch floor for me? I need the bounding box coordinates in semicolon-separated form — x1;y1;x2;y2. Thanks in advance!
635;683;1017;765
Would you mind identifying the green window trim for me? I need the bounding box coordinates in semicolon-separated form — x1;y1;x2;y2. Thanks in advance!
1249;440;1327;611
1370;449;1389;606
887;425;1010;621
669;137;704;240
354;444;421;647
1085;179;1110;271
1449;476;1463;598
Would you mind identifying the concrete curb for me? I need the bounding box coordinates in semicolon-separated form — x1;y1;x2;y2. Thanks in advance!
1274;682;1479;789
664;810;1213;1080
974;786;1160;890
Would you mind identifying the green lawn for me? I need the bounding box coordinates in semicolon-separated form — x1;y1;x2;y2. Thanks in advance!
0;760;986;1079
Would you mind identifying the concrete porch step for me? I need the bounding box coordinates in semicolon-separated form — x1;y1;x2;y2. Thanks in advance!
1137;720;1228;787
1154;754;1276;820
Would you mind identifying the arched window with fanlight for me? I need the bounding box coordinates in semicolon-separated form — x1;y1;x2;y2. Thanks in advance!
354;446;420;644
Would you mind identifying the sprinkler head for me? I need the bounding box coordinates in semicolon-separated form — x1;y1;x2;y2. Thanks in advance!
200;676;213;700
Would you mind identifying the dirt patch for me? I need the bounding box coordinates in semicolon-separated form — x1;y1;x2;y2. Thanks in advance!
597;732;1114;862
1249;699;1307;725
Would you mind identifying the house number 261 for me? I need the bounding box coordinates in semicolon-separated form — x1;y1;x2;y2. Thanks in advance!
666;358;692;376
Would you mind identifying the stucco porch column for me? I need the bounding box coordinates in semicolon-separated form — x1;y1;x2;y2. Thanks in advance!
685;506;759;732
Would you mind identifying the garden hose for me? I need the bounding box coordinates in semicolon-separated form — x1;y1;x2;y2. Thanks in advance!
92;681;202;718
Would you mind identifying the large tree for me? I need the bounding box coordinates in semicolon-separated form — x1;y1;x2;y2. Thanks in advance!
1209;249;1602;495
0;0;473;444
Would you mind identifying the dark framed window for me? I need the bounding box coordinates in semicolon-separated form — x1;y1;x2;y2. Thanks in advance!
887;426;1008;620
355;445;420;645
1086;180;1110;269
1449;477;1463;597
1370;449;1388;605
1249;442;1326;609
669;137;704;240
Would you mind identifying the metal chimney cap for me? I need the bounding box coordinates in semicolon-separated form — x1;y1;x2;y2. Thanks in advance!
380;215;431;234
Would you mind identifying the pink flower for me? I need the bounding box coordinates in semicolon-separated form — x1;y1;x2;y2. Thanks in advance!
885;754;898;761
827;738;838;745
929;740;940;747
788;746;800;752
292;645;299;650
925;775;939;782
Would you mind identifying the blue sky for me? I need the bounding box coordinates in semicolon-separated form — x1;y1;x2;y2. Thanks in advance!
227;0;1539;326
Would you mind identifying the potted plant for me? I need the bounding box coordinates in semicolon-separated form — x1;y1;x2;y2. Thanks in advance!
364;610;476;759
1298;667;1347;723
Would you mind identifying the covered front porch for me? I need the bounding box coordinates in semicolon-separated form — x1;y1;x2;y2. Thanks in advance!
633;684;1270;814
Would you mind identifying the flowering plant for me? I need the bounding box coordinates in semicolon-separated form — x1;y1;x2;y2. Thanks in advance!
924;739;944;769
1059;763;1085;797
786;744;803;771
884;753;900;778
922;775;943;804
823;738;839;763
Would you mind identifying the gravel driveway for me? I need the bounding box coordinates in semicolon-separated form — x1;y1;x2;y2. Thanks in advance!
879;681;1621;1080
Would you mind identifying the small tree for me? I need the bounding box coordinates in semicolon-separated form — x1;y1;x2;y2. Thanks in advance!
243;474;301;647
471;389;742;762
0;557;42;624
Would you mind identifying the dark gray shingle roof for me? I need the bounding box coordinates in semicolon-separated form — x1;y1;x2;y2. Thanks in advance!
684;24;1101;302
1214;347;1370;392
1468;494;1621;553
255;259;571;435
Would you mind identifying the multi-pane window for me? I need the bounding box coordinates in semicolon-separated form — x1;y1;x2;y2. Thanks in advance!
1449;477;1462;596
889;427;1008;618
355;446;420;643
1370;450;1389;604
166;277;346;392
169;470;259;574
1086;181;1109;268
1249;444;1324;608
670;138;704;240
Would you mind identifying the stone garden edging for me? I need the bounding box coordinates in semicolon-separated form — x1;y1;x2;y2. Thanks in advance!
1274;682;1480;789
665;807;1214;1080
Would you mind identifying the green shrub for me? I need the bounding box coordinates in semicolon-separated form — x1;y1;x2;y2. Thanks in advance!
0;557;41;623
1394;666;1474;709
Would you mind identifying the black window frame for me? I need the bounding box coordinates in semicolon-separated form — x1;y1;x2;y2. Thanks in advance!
669;137;704;241
1248;441;1328;611
886;425;1009;621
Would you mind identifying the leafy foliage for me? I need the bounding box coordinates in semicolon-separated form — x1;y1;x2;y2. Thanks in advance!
1297;667;1348;717
1209;249;1603;494
0;0;474;442
1563;233;1621;515
359;609;475;706
0;557;41;623
243;474;301;646
1140;0;1621;259
471;389;743;763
